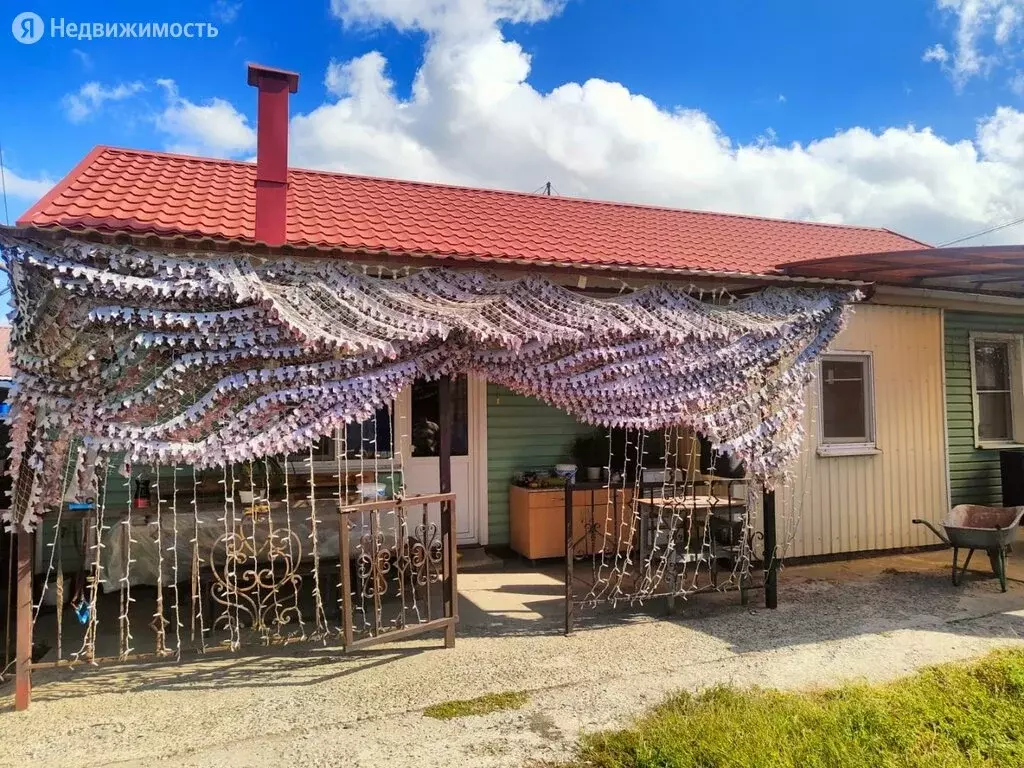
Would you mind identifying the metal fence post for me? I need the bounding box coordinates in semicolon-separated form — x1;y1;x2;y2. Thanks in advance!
564;478;574;635
438;376;456;648
442;497;457;648
763;487;778;609
339;511;353;649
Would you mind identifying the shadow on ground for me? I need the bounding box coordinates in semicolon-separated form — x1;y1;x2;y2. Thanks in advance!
6;547;1024;707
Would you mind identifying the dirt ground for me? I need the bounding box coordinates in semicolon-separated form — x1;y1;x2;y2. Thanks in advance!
3;548;1024;768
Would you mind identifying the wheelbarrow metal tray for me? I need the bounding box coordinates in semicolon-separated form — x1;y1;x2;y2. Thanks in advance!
943;505;1024;550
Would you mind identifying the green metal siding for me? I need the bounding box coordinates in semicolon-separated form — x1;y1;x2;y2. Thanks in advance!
486;384;591;545
945;311;1024;506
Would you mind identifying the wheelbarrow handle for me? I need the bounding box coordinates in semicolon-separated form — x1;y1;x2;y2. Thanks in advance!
912;518;950;545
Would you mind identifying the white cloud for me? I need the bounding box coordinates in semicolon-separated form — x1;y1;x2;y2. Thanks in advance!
234;0;1018;247
922;43;950;63
211;0;242;24
977;105;1024;163
154;79;256;158
0;164;53;203
71;48;93;70
62;81;144;123
332;0;563;36
926;0;1024;86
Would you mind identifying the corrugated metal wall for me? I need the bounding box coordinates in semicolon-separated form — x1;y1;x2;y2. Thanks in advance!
945;311;1024;506
781;304;949;558
485;384;592;545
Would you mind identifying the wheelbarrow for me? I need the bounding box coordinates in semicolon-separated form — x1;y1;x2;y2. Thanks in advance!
913;505;1024;592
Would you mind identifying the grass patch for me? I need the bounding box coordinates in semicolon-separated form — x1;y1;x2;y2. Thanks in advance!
563;649;1024;767
424;690;529;720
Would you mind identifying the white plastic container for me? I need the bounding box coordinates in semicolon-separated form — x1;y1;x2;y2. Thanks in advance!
359;483;387;500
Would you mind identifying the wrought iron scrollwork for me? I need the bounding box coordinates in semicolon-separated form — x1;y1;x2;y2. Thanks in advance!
410;522;444;587
210;515;303;633
357;531;392;599
354;521;443;603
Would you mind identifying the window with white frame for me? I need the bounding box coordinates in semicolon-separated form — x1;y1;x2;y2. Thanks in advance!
970;334;1024;446
819;353;875;448
289;405;396;467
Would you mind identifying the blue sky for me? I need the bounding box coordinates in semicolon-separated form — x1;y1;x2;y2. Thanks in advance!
2;0;1024;245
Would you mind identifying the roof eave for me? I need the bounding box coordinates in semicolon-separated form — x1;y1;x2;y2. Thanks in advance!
5;224;870;290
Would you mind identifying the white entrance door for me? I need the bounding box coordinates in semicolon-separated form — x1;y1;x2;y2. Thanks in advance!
401;375;486;545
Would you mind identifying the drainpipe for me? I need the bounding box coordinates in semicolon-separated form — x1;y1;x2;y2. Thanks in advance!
247;63;300;246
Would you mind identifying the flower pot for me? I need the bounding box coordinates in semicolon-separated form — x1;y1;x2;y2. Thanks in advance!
554;464;577;484
238;490;255;504
586;466;602;481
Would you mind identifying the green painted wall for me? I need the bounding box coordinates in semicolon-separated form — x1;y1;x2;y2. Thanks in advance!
945;311;1024;506
485;383;592;545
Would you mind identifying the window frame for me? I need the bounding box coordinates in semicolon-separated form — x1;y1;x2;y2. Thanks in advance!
817;351;878;457
285;409;398;474
969;332;1024;449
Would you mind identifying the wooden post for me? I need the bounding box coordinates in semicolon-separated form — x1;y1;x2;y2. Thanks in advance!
763;487;778;610
10;423;39;711
437;376;456;648
14;527;33;710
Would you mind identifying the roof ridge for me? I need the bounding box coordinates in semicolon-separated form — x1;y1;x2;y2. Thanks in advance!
89;146;923;243
879;227;932;249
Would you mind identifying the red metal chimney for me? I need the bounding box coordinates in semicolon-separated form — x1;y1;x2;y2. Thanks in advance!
247;63;300;246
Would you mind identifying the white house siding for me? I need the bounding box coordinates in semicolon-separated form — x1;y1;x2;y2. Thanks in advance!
779;303;949;559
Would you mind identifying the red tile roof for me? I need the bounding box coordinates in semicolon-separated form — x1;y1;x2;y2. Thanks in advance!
18;146;929;276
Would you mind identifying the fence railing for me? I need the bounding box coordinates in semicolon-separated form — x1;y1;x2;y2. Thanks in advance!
18;491;459;679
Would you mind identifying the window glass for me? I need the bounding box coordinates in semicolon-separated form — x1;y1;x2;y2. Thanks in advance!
978;393;1013;441
411;376;469;457
821;357;871;442
343;407;394;459
976;342;1010;391
307;406;394;460
975;342;1013;441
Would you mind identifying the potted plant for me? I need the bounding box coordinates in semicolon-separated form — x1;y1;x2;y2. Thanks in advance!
571;430;608;482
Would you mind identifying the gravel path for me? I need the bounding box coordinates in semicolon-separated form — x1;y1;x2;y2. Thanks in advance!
3;551;1024;767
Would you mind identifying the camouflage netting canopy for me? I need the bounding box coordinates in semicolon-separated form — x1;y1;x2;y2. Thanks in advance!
0;233;857;530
